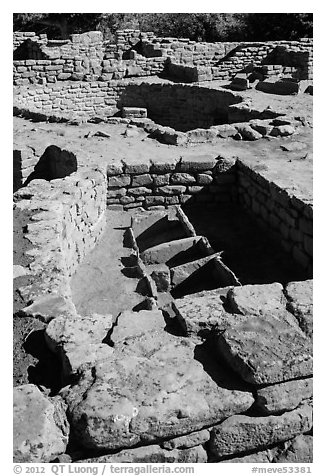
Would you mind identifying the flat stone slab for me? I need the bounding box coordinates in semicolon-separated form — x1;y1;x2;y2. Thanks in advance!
285;280;313;338
227;283;286;316
111;309;167;345
216;314;312;385
256;377;313;414
64;332;254;451
170;253;221;287
45;312;114;352
140;236;202;265
78;444;207;463
14;384;69;462
172;287;247;340
210;402;312;459
45;312;114;376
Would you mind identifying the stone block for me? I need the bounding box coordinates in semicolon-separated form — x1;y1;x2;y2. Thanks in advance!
123;158;150;174
285;280;313;338
170;173;196;185
64;331;254;451
147;264;171;292
108;174;131;187
14;385;69;462
172;287;244;340
197;174;213;185
132;174;154;187
78;444;207;463
179;154;216;172
210;402;312;459
255;377;313;414
158;185;186;195
152;174;170;186
216;314;312;385
129;187;152;196
140;236;202;265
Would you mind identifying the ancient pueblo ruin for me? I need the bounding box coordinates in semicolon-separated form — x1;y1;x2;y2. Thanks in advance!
13;26;313;464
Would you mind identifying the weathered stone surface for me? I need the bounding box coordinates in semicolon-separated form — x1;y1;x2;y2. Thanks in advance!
140;236;202;265
273;435;313;463
122;158;150;174
147;263;171;292
122;107;147;118
78;444;207;463
172;286;245;340
132;174;154;187
161;429;210;450
158;185;187;195
197;173;213;185
227;283;286;316
171;173;196;184
150;157;179;173
285;280;313;338
180;154;216;172
270;125;296;137
20;294;77;323
45;312;113;352
62;343;114;376
210;402;312;459
255;378;313;415
218;450;273;463
236;124;262;140
111;309;166;345
64;332;254;451
13;265;33;279
216;315;312;385
108;175;131;187
249;119;273;136
214;124;238;138
171;254;220;287
14;384;69;462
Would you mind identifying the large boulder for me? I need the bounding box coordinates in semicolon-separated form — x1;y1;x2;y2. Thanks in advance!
14;384;69;462
63;332;254;451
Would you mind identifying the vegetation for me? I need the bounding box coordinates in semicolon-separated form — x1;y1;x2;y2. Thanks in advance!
13;13;313;42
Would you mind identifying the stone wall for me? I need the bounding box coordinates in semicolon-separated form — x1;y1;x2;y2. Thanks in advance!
13;80;244;131
106;154;237;210
237;160;313;274
13;163;107;307
13;30;313;85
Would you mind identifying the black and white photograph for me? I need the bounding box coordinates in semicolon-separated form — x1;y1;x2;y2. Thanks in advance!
11;5;315;471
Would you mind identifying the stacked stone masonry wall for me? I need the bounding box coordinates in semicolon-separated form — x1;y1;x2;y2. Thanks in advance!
237;160;312;273
106;154;238;211
14;164;107;300
13;29;313;85
13;81;244;132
